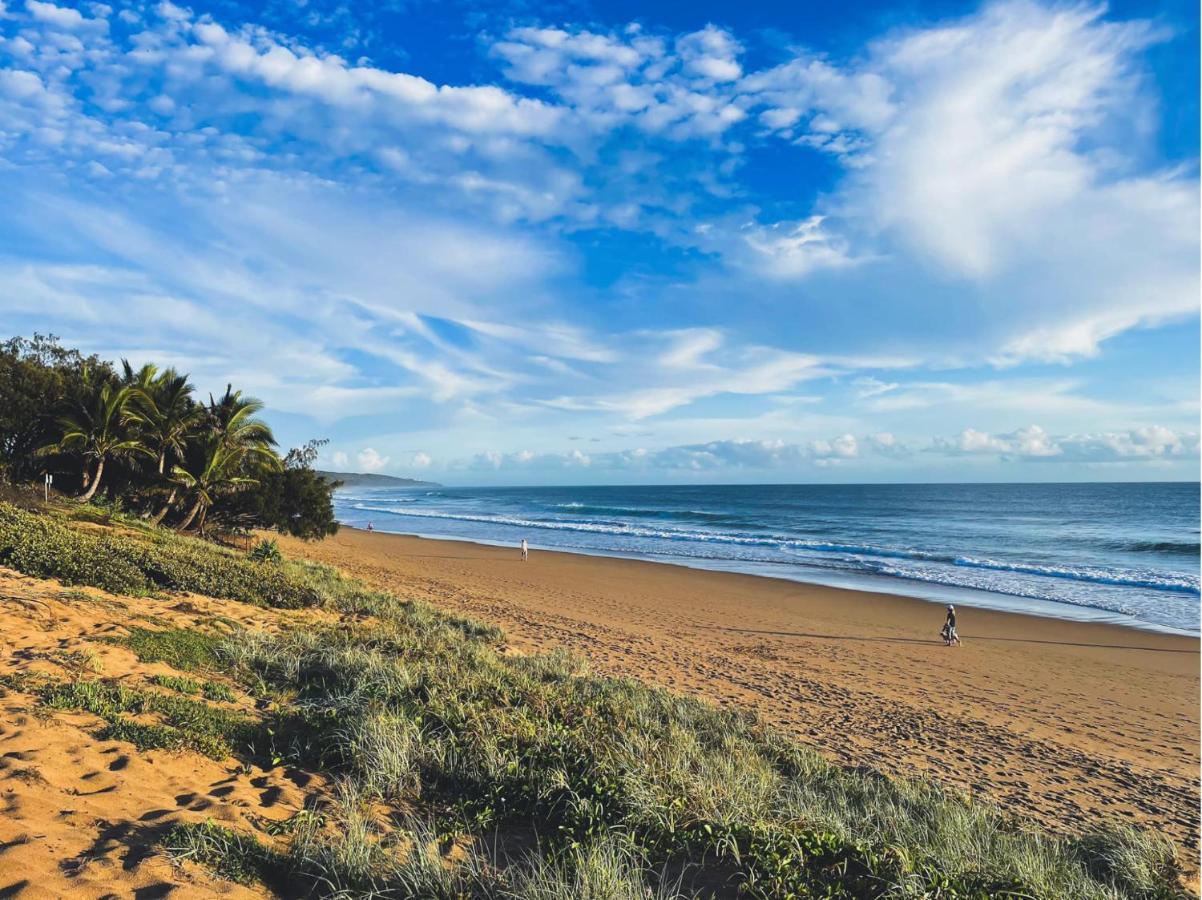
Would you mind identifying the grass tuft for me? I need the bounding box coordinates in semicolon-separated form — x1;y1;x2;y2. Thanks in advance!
164;821;288;887
38;678;253;760
118;626;222;671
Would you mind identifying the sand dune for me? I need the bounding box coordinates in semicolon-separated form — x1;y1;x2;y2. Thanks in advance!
278;527;1201;860
0;569;338;898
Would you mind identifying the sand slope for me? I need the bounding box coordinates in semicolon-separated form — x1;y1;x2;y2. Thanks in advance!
278;528;1201;860
0;569;335;898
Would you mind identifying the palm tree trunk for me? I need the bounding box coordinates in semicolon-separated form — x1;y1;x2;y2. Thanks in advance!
197;505;209;538
79;458;104;502
151;488;177;526
176;497;203;531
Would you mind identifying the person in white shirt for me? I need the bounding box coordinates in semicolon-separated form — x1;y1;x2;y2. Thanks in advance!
520;538;528;561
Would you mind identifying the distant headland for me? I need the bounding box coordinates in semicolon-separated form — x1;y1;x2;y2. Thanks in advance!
317;470;440;488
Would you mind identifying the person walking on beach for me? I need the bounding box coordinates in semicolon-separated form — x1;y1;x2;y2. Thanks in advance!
942;604;960;646
520;538;528;561
366;521;373;533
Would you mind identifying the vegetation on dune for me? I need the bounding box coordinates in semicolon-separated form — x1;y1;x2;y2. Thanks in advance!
28;676;253;759
0;484;1186;897
0;502;325;607
0;333;339;540
203;619;1182;900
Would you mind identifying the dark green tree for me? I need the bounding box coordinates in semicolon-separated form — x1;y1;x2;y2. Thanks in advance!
210;439;341;540
0;335;109;485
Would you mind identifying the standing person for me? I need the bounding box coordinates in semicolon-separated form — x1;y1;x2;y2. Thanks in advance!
520;538;528;561
942;604;960;645
366;521;373;533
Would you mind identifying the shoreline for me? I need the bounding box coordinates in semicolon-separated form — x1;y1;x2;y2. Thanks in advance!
277;526;1200;857
350;523;1199;637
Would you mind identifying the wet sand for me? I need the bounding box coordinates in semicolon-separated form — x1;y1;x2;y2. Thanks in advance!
279;527;1201;859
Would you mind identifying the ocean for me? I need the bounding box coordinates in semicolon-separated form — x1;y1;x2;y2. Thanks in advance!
335;482;1201;635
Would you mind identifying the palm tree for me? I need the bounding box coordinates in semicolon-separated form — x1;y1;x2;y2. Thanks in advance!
207;385;277;460
43;375;145;501
127;368;202;525
121;360;159;392
170;438;259;535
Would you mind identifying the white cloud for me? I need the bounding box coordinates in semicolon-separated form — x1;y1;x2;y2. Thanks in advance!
936;425;1199;461
724;2;1198;364
444;424;1198;476
193;20;566;138
491;22;746;139
462;434;866;473
1055;426;1201;461
410;451;432;469
26;2;89;29
542;341;826;419
740;216;856;278
357;447;390;472
854;377;899;399
866;432;910;456
675;25;743;82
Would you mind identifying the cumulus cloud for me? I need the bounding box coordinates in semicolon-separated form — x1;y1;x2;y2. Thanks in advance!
443;425;1197;476
26;1;90;30
491;22;746;138
675;25;743;82
936;425;1199;461
460;434;867;473
357;447;390;472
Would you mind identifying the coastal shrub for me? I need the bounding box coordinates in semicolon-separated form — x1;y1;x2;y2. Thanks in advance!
1073;827;1183;900
149;673;233;702
249;537;282;563
0;502;321;607
0;502;150;594
202;679;237;702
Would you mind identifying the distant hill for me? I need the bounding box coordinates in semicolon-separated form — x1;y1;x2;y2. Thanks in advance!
316;471;440;488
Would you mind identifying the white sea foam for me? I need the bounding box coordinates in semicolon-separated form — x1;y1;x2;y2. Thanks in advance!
349;503;1199;596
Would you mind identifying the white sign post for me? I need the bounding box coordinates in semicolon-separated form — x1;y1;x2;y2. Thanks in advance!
44;472;52;502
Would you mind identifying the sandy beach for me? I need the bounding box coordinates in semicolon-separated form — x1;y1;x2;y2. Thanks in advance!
280;527;1201;858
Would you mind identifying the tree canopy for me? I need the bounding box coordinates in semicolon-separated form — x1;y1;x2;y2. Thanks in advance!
0;335;339;540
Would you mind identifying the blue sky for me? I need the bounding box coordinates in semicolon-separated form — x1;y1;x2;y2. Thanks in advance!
0;0;1197;485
